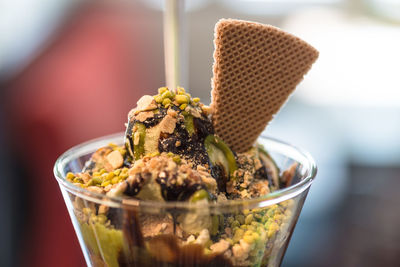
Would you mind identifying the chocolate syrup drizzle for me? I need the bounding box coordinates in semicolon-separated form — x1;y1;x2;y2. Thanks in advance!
119;208;233;267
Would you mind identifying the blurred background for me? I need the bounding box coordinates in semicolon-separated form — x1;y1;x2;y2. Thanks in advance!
1;0;399;266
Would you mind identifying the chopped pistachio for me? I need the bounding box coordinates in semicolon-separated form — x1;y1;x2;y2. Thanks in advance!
204;248;212;255
154;95;163;103
254;213;262;220
274;214;283;221
162;98;171;106
190;189;210;203
233;228;244;243
267;222;279;238
205;240;213;249
211;215;219;235
73;177;83;183
175;95;189;104
101;180;111;187
266;208;275;217
245;214;254;225
161;91;173;99
251;221;259;227
244;230;253;236
148;151;160;157
97;214;108;224
177;87;186;94
252;232;260;241
108;142;118;148
92;177;102;185
172;155;181;164
243;234;255;244
134;123;146;160
83;208;92;215
235;214;245;225
158;87;168;94
183;114;194;136
246;225;256;232
231;220;240;229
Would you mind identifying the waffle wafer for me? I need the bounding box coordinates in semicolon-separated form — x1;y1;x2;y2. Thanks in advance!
211;19;319;153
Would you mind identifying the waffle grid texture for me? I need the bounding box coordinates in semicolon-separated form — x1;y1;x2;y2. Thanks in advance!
211;19;319;152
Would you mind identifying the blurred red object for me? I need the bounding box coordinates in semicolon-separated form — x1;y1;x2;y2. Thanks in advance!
5;2;161;266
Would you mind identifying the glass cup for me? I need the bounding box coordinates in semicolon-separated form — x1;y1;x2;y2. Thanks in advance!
54;133;316;267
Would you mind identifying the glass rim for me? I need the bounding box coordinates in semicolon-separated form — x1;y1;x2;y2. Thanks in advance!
53;132;317;210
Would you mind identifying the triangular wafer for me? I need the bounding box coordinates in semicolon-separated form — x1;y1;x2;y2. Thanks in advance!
211;19;319;153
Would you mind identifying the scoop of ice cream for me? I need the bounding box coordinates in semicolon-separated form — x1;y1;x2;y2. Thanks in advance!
124;87;243;195
125;87;214;167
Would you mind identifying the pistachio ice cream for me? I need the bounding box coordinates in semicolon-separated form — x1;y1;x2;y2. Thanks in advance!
65;87;299;267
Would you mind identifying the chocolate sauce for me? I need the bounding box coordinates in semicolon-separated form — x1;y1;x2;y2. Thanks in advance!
210;164;227;193
124;174;147;197
156;172;205;201
122;209;144;249
122;155;133;168
142;108;168;128
117;207;233;267
158;119;210;167
118;234;233;267
125;117;135;139
255;162;272;186
193;117;214;138
106;207;123;229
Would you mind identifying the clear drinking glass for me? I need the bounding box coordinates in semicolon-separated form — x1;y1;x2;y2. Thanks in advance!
53;133;316;267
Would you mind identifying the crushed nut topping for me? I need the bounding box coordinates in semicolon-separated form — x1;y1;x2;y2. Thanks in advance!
159;114;177;134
